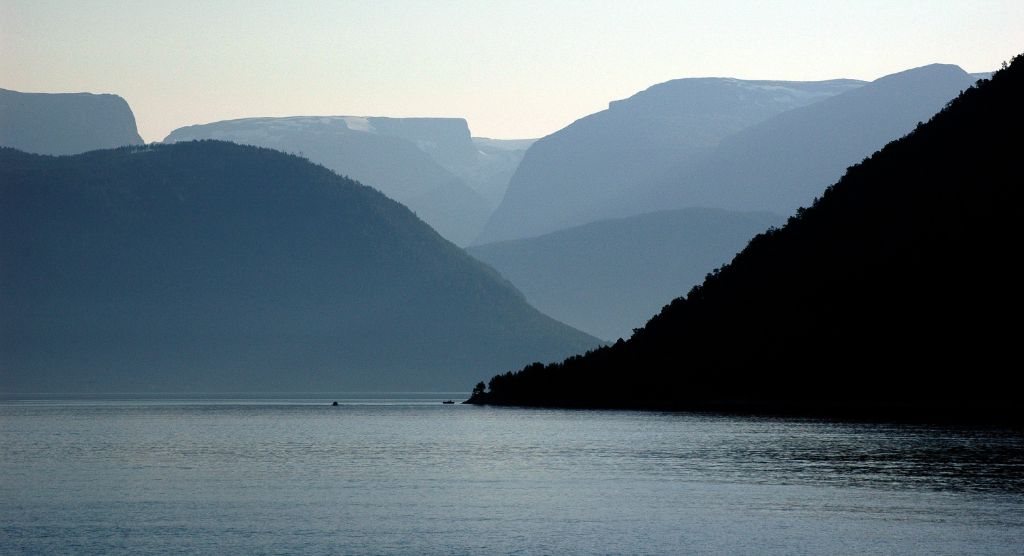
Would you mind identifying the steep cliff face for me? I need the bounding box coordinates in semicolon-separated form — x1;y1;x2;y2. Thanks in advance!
0;88;144;155
366;117;479;173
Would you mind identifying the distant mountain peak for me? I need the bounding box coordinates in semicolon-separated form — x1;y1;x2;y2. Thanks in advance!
870;63;969;86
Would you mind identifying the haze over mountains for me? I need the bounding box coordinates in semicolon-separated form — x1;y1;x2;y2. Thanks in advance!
469;137;536;207
0;59;1003;407
165;117;526;245
469;208;781;340
0;88;143;155
0;141;598;393
469;56;1022;420
626;64;980;215
478;64;983;244
461;64;981;353
477;77;863;243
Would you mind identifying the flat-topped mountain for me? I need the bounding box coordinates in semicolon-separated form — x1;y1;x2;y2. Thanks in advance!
0;141;599;393
0;88;143;155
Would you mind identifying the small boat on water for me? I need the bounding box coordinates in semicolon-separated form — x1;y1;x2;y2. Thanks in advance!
442;400;455;404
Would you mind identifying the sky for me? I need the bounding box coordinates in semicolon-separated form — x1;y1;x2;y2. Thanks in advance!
2;1;1021;143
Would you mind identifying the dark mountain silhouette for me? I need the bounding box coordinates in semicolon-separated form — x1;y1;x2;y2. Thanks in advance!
469;208;781;340
164;117;499;245
467;55;1023;422
626;64;980;215
0;88;143;155
0;141;599;393
477;77;863;243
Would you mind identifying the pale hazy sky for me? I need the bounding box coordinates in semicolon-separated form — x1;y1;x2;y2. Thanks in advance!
2;1;1021;142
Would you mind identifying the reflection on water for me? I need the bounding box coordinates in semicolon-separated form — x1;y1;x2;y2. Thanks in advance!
1;399;1022;554
633;419;1024;494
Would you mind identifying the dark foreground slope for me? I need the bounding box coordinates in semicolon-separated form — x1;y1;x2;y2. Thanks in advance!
469;208;781;341
0;141;599;393
468;56;1024;421
0;88;144;155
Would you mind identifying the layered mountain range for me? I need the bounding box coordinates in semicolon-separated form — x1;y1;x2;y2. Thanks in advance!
625;64;980;215
469;208;781;340
463;64;982;352
468;56;1022;421
0;59;1003;408
164;117;528;245
476;77;863;243
0;141;598;393
479;64;980;244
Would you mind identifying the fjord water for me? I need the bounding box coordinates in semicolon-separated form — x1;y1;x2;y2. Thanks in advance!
2;397;1022;554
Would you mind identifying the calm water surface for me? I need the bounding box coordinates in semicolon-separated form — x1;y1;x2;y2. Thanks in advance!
1;395;1022;554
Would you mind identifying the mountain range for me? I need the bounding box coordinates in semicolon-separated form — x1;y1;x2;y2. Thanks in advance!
625;63;981;216
478;64;983;244
0;141;599;393
477;77;863;243
164;117;526;245
468;56;1022;421
1;59;1007;408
